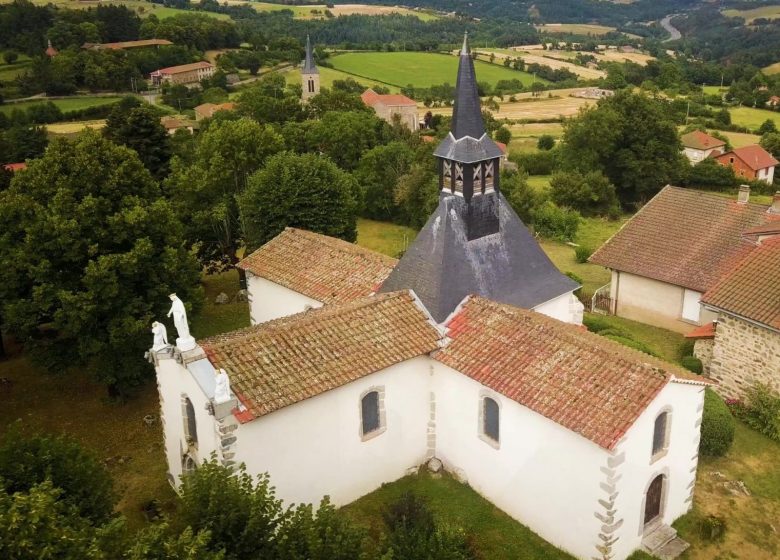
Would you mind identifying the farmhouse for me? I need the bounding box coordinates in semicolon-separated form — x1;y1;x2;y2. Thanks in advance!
680;130;726;164
301;35;320;102
194;102;236;121
361;89;419;131
151;35;708;560
160;116;197;135
714;144;778;184
150;61;215;87
589;186;775;333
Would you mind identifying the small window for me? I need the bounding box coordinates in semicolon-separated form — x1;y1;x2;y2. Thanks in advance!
361;391;380;436
652;411;670;458
482;397;500;443
308;79;314;93
183;396;197;447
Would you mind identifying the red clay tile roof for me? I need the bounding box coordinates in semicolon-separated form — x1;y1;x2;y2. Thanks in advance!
3;163;26;172
680;130;726;151
194;102;236;118
152;61;213;75
435;296;708;450
238;228;397;305
87;39;173;50
701;237;780;330
201;291;442;420
361;89;416;107
715;145;779;171
590;186;773;292
685;322;716;339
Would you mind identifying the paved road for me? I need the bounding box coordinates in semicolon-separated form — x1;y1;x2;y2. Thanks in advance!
661;15;682;42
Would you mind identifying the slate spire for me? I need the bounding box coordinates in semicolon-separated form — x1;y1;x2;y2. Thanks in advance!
303;35;318;74
451;32;484;140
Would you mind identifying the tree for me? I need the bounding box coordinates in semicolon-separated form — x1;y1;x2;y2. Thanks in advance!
104;105;172;180
239;152;358;250
536;134;555;150
307;111;387;170
714;108;731;126
0;132;202;395
307;89;370;118
549;170;620;218
758;119;777;135
502;168;545;225
236;73;304;124
3;50;17;64
127;524;225;560
394;163;439;228
166;118;284;280
494;126;511;145
560;91;686;208
760;132;780;157
682;158;737;189
0;125;48;163
354;141;415;220
0;425;115;524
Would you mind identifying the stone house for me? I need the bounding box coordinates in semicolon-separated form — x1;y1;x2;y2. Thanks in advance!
194;102;236;121
150;61;215;87
680;130;726;164
715;144;778;185
590;186;776;333
361;89;419;131
150;36;709;560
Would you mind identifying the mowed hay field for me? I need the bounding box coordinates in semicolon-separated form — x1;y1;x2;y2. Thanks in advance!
223;1;438;20
428;88;594;121
329;52;543;89
535;23;617;36
764;61;780;75
729;106;779;130
473;49;605;80
723;5;780;24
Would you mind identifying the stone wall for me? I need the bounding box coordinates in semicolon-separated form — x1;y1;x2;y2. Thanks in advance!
693;339;714;375
709;313;780;399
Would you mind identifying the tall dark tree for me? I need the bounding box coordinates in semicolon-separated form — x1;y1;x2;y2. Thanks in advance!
104;105;172;180
354;141;415;220
0;131;202;395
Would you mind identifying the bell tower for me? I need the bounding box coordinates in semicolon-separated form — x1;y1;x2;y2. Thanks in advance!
301;35;320;103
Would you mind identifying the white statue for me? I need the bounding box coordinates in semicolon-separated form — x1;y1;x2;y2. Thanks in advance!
167;293;196;350
151;321;168;351
214;368;232;404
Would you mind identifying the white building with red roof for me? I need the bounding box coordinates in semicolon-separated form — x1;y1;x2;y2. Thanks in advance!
361;88;419;130
150;61;215;86
679;130;726;164
715;144;778;184
150;36;708;560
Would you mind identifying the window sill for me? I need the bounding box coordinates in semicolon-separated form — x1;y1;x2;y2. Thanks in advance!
650;448;669;465
361;426;386;442
479;433;500;450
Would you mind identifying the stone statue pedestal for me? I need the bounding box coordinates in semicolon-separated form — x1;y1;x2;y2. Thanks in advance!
176;336;197;352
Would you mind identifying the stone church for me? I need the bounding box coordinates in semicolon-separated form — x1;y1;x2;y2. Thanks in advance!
151;35;707;560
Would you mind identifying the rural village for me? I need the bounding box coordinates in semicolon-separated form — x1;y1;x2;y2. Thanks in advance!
0;0;780;559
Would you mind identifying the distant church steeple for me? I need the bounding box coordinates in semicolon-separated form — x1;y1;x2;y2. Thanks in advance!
301;35;320;102
433;32;504;238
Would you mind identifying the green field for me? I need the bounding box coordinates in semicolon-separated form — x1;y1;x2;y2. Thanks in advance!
329;52;544;89
701;85;726;96
729;106;779;130
0;54;32;82
225;1;439;21
723;5;780;24
0;96;123;115
0;0;231;20
536;23;618;35
280;65;402;93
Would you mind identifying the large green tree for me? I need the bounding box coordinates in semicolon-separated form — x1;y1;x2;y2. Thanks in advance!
104;105;172;180
307;111;388;171
354;141;415;220
0;132;202;395
549;170;620;218
560;91;686;208
239;152;358;250
166;118;284;280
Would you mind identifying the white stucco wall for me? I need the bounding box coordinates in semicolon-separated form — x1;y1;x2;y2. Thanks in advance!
432;362;607;560
232;356;432;506
533;291;583;325
156;354;222;486
609;381;704;559
246;273;322;325
611;271;716;333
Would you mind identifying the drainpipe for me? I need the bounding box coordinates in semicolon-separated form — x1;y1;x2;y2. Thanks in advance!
613;270;620;316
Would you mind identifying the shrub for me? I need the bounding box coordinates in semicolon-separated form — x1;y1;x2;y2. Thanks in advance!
583;314;613;333
549;170;620;218
3;50;18;65
510;148;559;175
734;383;780;441
698;514;727;542
532;202;580;241
681;355;703;374
537;134;555;150
700;388;735;457
602;334;658;356
574;246;593;264
494;126;511;145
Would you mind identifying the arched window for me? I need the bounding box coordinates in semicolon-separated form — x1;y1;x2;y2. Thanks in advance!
361;391;380;436
651;410;670;459
644;474;665;526
482;397;500;444
182;454;197;476
183;396;197;447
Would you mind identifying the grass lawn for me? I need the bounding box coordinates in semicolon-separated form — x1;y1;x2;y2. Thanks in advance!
342;470;575;559
356;218;416;258
701;85;726;96
329;52;544;89
0;96;123;116
722;5;780;24
0;55;32;82
280;65;401;93
729;106;778;131
720;130;761;148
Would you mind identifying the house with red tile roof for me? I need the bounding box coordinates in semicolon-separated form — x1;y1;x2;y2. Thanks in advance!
150;61;214;86
680;130;726;164
149;36;708;560
2;162;27;172
193;102;236;121
590;185;778;333
714;144;778;184
361;89;419;130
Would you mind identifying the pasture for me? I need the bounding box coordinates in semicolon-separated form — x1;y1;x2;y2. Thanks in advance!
0;0;231;20
280;65;401;93
0;54;32;83
764;61;780;75
46;119;106;134
723;5;780;24
223;1;438;20
535;23;618;36
473;49;605;80
328;51;543;89
729;106;779;130
0;96;122;116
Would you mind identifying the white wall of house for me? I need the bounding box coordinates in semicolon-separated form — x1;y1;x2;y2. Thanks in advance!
231;356;431;507
757;166;775;184
533;291;583;325
683;147;709;164
246;273;322;324
610;381;704;559
432;362;606;560
609;271;717;333
156;353;222;487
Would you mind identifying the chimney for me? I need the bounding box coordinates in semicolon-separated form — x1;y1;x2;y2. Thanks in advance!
737;184;750;204
769;191;780;214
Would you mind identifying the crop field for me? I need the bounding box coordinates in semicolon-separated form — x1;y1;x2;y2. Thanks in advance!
473;49;605;80
723;5;780;24
763;61;780;75
46;119;106;134
721;131;762;148
0;96;122;116
429;88;593;121
329;52;543;89
0;0;230;20
535;23;618;36
223;1;438;20
279;65;401;93
729;106;779;130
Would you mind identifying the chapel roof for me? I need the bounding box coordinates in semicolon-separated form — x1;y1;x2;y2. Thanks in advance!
303;35;318;74
435;296;709;450
360;89;416;107
680;130;726;151
238;228;397;304
201;291;442;421
589;186;773;292
701;237;780;330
